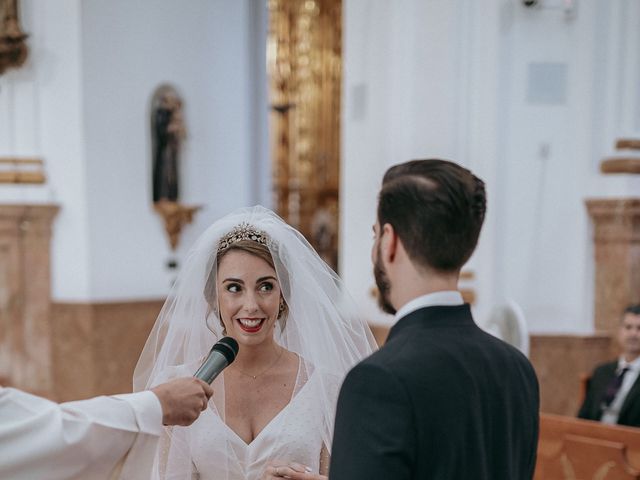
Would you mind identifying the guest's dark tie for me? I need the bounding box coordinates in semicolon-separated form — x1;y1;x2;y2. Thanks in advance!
602;367;630;408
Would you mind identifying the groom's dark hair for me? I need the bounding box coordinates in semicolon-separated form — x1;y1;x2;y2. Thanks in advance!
377;159;486;272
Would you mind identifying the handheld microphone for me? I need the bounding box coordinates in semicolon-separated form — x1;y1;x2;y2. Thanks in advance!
194;337;239;384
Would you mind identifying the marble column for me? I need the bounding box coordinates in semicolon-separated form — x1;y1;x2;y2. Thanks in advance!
0;204;58;396
586;198;640;333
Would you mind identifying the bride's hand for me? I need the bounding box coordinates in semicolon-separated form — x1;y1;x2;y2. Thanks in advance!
262;461;327;480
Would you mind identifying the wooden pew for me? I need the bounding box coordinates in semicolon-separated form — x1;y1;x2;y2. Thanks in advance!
536;413;640;479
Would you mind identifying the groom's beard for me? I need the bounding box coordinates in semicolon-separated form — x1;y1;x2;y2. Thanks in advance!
373;245;396;315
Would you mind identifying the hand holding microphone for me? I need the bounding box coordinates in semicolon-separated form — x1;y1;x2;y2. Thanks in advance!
151;377;214;426
151;337;238;426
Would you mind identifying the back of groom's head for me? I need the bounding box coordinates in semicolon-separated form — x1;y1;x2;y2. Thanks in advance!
378;159;486;273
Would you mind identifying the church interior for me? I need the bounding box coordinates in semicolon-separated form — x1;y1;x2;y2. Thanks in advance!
1;0;640;477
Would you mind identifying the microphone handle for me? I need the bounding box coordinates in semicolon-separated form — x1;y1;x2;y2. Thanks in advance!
194;350;229;384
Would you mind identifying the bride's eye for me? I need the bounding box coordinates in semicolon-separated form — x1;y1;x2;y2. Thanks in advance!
259;282;274;293
226;283;241;293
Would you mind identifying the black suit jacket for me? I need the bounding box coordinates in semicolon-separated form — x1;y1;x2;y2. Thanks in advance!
330;304;540;480
578;361;640;427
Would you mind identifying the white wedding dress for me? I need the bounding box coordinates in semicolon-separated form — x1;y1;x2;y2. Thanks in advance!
135;207;377;480
192;373;326;478
184;361;335;479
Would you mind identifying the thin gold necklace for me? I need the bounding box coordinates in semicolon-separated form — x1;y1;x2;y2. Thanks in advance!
235;347;284;380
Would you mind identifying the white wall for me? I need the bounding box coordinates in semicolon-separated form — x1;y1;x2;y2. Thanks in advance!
495;0;640;332
341;0;502;327
342;0;640;333
496;0;594;332
0;0;268;301
81;0;266;300
3;0;638;329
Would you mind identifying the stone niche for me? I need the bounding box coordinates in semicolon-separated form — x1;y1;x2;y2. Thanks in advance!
0;204;58;396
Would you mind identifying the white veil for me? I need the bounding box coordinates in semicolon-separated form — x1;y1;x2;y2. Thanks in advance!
133;206;377;479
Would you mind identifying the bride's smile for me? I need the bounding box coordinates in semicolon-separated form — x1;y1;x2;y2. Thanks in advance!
237;317;265;332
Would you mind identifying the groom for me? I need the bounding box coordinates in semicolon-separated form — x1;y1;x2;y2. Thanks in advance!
330;159;539;479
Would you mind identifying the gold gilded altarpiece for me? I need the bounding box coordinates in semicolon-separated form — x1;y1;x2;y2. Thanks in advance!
267;0;342;270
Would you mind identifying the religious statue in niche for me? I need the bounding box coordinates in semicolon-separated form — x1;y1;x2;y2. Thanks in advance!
150;84;199;252
0;0;28;75
151;84;185;203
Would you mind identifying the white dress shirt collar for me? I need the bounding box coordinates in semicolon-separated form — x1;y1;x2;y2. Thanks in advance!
601;355;640;424
394;291;464;322
618;356;640;372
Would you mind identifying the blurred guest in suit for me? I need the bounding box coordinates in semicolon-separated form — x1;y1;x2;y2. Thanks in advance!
579;304;640;427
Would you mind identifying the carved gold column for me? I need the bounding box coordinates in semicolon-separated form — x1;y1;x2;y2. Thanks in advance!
586;198;640;333
0;204;58;396
267;0;342;270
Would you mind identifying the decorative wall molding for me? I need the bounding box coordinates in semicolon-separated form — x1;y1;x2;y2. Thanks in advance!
601;138;640;174
0;157;46;184
601;158;640;174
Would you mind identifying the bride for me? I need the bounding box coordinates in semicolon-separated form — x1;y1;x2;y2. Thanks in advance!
133;206;377;479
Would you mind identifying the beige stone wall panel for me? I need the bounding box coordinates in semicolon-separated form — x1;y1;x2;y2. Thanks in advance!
586;198;640;332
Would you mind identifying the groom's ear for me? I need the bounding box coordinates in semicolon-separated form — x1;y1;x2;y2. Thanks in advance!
380;223;398;264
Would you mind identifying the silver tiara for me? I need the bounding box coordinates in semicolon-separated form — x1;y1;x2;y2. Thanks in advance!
218;222;271;251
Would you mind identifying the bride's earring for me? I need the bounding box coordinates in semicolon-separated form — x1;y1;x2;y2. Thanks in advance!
277;299;287;331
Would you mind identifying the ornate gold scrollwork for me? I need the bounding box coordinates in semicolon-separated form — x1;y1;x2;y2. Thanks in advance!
153;201;200;251
267;0;342;271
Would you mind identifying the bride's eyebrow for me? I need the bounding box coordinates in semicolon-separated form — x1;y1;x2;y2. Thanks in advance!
256;276;277;283
222;278;244;283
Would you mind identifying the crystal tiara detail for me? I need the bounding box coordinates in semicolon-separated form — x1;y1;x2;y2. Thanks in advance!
218;222;271;251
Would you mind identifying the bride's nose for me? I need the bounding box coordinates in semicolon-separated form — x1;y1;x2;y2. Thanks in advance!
242;292;259;313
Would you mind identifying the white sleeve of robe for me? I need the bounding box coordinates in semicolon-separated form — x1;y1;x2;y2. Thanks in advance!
0;387;163;480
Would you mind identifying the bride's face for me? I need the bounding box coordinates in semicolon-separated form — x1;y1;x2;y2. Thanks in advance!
216;249;281;347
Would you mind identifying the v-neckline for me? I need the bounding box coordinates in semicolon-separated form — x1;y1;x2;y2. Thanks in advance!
220;357;312;448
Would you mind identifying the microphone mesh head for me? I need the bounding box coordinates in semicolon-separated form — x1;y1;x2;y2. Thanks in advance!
212;336;239;364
